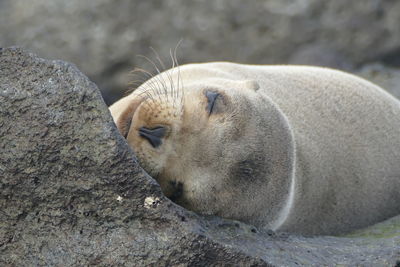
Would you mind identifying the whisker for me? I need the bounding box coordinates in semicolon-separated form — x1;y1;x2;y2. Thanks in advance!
127;46;184;119
133;64;164;104
125;67;156;95
165;48;178;108
149;47;171;104
137;55;169;104
150;47;167;71
174;40;184;110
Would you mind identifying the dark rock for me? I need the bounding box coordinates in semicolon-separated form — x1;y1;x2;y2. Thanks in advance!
1;0;400;104
1;47;399;266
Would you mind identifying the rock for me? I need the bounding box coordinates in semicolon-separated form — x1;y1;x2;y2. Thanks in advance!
1;47;399;266
357;63;400;99
1;0;400;104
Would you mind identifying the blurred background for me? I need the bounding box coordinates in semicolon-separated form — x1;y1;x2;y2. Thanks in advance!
1;0;400;105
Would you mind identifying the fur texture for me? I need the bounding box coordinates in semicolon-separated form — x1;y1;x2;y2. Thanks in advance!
110;63;400;236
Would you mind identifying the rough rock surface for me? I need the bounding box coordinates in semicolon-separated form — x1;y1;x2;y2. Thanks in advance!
1;48;400;266
1;0;400;104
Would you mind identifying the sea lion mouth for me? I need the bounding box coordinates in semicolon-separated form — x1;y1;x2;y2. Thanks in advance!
168;181;184;202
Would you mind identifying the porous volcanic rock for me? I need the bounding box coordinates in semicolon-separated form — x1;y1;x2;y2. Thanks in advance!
0;48;399;266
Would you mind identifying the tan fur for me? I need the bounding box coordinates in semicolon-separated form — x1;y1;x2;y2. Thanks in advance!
110;62;400;236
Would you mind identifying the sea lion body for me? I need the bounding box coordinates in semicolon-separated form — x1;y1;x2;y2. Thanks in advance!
110;63;400;235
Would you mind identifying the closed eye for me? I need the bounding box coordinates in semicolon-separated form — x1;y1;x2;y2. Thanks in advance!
206;91;220;115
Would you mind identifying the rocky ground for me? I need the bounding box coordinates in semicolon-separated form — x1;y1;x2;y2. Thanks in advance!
1;47;399;266
1;0;400;104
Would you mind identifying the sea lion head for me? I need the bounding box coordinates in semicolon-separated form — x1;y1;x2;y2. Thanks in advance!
110;63;294;226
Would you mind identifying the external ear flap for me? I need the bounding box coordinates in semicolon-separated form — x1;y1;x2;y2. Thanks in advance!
110;96;145;139
228;80;259;92
241;80;260;91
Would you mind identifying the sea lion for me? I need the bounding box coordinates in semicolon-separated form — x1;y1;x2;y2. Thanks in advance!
109;62;400;236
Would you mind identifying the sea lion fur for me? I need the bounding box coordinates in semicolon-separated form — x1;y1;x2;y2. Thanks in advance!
110;62;400;236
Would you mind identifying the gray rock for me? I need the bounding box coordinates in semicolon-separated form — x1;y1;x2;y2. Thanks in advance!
1;47;399;266
1;0;400;104
357;63;400;100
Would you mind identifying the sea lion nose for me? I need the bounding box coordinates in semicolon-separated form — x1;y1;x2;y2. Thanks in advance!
138;126;167;148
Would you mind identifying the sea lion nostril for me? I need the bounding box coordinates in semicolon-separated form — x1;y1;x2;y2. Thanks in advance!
139;126;166;148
